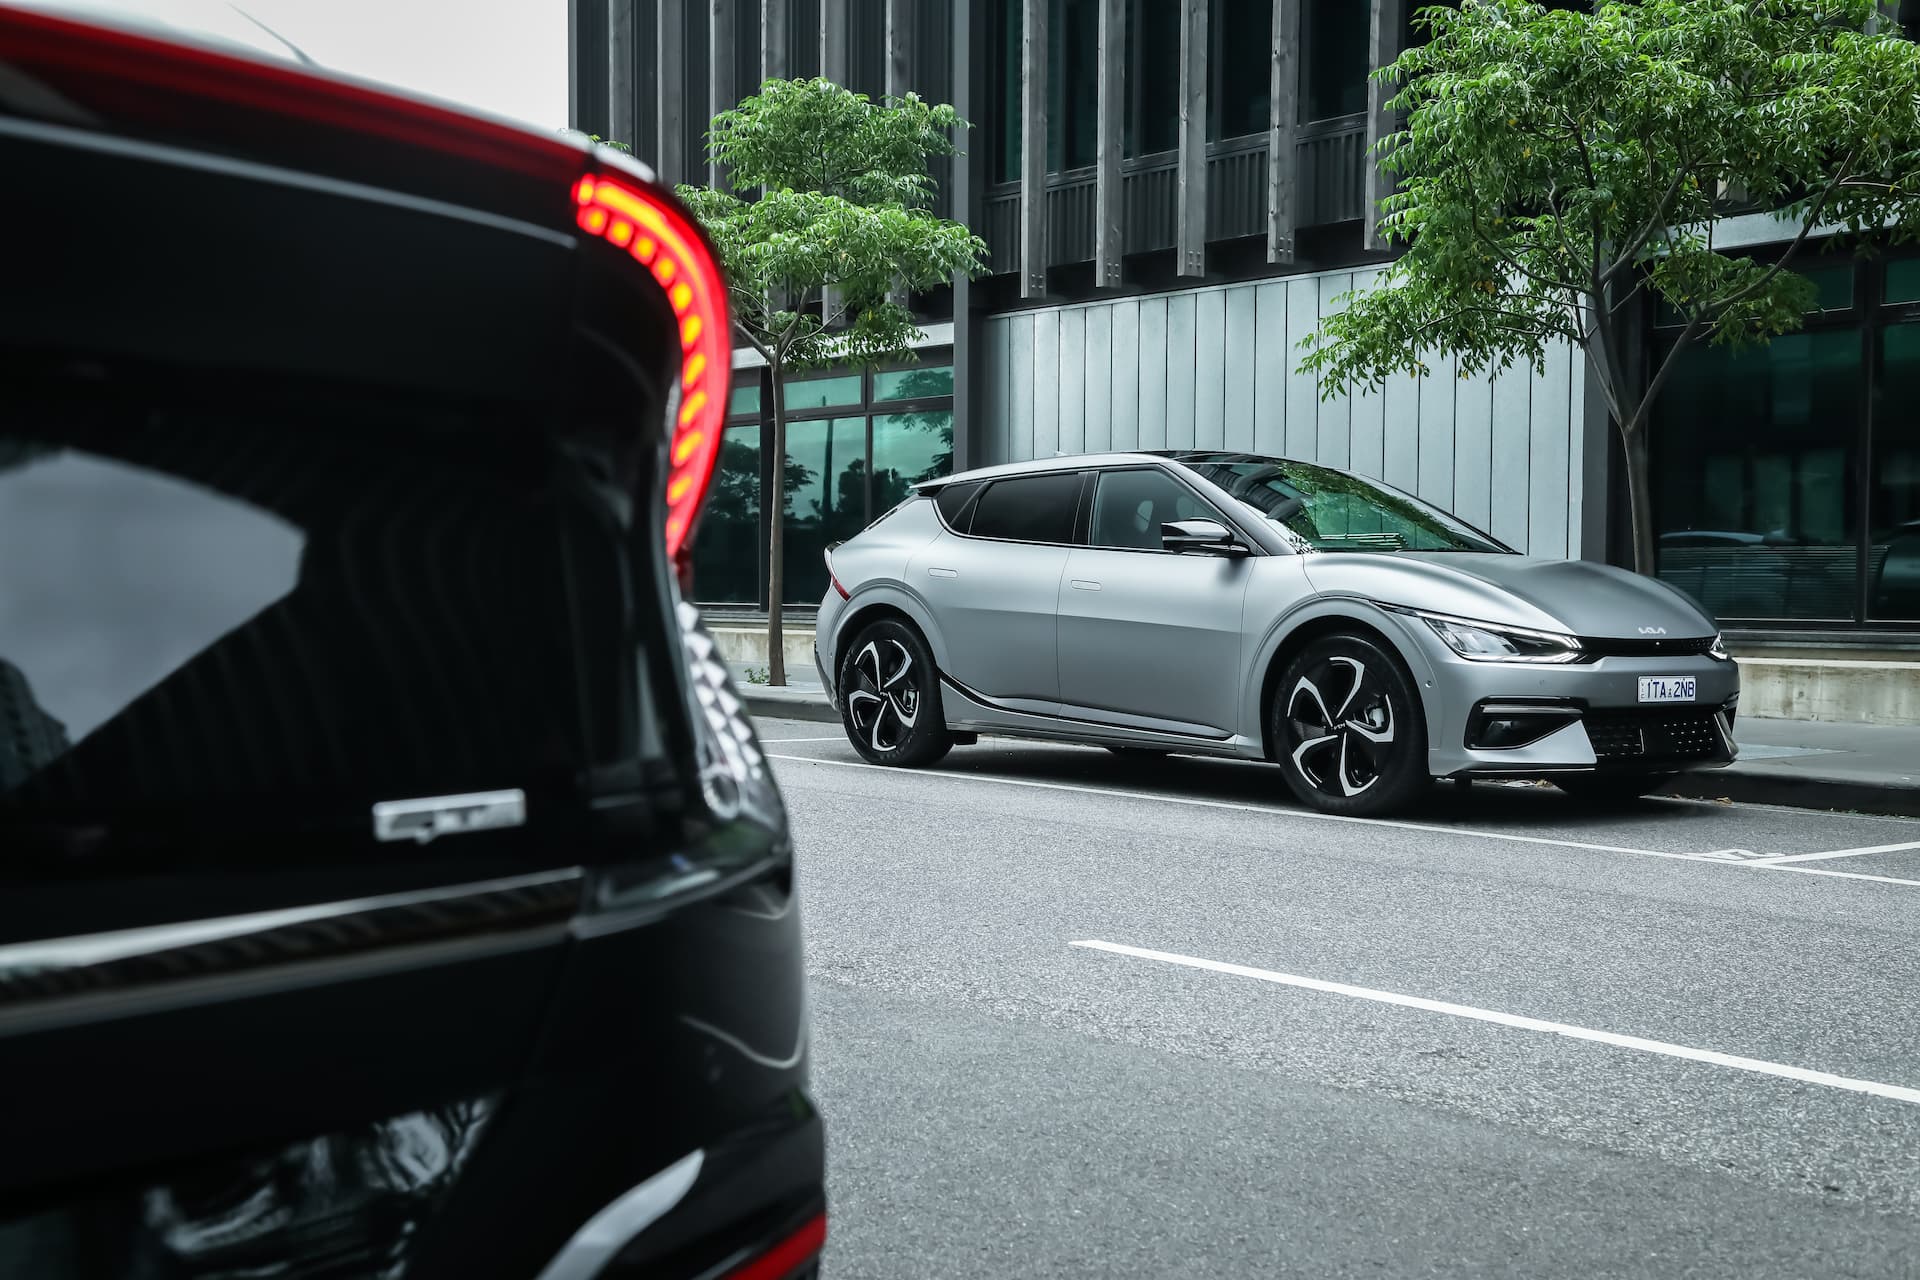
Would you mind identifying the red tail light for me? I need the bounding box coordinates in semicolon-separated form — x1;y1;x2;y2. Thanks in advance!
724;1211;827;1280
571;174;731;564
823;547;850;600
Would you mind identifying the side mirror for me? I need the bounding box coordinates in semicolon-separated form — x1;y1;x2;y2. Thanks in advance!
1161;519;1248;556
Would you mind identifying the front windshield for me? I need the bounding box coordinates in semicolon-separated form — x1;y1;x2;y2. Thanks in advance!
1179;453;1510;554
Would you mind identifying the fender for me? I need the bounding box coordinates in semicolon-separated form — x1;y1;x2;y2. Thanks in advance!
1238;592;1444;749
824;579;949;688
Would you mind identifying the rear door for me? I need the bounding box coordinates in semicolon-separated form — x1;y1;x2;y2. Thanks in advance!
910;471;1084;711
1056;466;1253;735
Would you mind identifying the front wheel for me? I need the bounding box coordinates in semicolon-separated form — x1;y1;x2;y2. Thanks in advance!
838;619;952;768
1271;632;1429;816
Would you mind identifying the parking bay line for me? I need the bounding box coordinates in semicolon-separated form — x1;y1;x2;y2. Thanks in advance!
768;754;1920;888
1757;839;1920;865
1072;939;1920;1107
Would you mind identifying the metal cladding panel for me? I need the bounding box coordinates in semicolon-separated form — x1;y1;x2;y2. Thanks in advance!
1138;297;1169;449
976;269;1590;557
1452;360;1495;530
1490;366;1534;549
1251;281;1288;454
1085;306;1114;452
1059;308;1086;453
1032;310;1060;457
1109;299;1141;451
1528;339;1576;560
1193;290;1227;451
1223;286;1257;452
1164;293;1198;451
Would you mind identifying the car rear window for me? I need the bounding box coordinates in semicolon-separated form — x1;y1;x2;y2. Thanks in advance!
0;399;668;858
968;473;1082;544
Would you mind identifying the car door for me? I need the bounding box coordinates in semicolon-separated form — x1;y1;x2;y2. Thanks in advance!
1056;466;1253;735
910;470;1084;712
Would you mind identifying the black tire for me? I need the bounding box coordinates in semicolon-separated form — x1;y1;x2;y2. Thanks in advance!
1270;631;1429;816
838;618;952;768
1553;773;1674;804
1104;746;1169;759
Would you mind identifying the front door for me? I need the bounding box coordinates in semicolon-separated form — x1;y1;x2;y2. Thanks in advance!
1056;467;1252;735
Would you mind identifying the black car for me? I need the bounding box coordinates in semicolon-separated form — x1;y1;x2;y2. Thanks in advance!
0;3;822;1276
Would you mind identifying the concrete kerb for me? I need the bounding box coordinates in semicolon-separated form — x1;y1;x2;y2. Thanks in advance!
739;687;1919;817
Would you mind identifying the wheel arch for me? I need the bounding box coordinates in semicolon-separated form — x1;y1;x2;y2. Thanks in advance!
1249;599;1442;762
829;586;945;690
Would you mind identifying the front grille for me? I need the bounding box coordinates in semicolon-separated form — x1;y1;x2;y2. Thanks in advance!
1578;635;1718;658
1584;710;1724;761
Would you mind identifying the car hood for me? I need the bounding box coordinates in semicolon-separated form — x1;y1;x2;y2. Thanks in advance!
1301;552;1718;638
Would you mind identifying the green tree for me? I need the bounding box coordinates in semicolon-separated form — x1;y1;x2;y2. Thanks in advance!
678;78;987;684
1300;0;1920;574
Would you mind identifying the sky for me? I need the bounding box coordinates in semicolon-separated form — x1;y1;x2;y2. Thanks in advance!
214;0;569;130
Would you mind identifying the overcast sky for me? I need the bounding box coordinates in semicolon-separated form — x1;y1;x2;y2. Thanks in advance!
239;0;568;130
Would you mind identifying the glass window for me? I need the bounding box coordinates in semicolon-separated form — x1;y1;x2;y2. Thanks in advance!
1303;0;1370;120
935;480;984;530
872;410;954;512
970;472;1084;543
874;364;956;401
0;410;665;834
1090;468;1222;549
1212;0;1272;140
1653;331;1863;621
993;0;1022;182
693;426;762;605
729;383;762;419
1808;263;1854;311
783;417;868;603
1126;0;1181;155
1181;454;1508;552
783;374;862;411
1888;258;1920;305
1871;323;1920;620
1049;0;1099;170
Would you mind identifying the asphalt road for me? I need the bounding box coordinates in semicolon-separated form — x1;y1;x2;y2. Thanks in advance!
755;716;1920;1279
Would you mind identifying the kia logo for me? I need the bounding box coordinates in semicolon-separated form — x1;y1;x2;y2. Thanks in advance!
1637;626;1667;635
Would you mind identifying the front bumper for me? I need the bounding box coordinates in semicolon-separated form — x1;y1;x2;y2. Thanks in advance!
1408;634;1741;778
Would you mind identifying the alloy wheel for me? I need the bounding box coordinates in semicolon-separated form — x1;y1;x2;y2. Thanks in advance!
845;638;921;753
1286;655;1397;799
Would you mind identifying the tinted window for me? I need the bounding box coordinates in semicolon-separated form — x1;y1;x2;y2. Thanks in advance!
0;404;666;857
935;480;984;530
969;473;1083;543
1091;469;1222;549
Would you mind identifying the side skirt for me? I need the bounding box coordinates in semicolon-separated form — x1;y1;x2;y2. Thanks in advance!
938;677;1264;761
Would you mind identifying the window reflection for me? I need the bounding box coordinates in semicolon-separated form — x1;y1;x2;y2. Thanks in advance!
873;410;954;512
693;426;762;606
1302;0;1370;120
1872;324;1920;620
783;418;868;604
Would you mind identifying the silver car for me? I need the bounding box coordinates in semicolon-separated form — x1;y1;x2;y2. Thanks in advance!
814;451;1739;815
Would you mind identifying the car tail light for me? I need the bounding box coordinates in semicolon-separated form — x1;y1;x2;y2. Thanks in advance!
723;1211;827;1280
823;546;850;601
571;173;731;568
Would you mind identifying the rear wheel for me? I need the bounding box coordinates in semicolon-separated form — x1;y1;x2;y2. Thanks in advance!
838;619;951;767
1271;632;1429;816
1553;773;1674;804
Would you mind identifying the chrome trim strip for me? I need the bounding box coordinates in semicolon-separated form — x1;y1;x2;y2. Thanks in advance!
533;1149;705;1280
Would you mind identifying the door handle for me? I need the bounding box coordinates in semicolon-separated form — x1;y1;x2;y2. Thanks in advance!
1070;579;1101;591
928;566;959;579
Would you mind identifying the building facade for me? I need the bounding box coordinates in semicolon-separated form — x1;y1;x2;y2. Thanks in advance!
571;0;1920;651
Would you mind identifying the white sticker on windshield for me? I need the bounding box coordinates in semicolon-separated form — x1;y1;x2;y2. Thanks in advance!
372;790;527;845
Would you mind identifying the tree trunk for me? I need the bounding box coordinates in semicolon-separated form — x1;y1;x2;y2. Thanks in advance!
766;364;788;686
1619;421;1657;577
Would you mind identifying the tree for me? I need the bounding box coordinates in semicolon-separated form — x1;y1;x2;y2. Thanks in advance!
677;79;987;684
1299;0;1920;574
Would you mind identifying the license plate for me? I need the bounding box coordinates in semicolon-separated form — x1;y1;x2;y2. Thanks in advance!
1637;675;1697;704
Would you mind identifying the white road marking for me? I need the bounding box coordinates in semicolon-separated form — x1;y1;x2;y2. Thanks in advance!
1072;940;1920;1106
768;753;1920;889
757;736;849;744
1758;839;1920;865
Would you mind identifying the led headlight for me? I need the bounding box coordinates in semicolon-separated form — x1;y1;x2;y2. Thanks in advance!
1418;612;1583;664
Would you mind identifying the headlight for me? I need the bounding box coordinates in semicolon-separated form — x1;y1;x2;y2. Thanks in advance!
1420;613;1583;664
1708;633;1731;661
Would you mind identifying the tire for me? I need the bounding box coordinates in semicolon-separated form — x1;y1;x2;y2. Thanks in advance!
1553;773;1674;804
837;618;952;768
1270;631;1429;816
